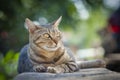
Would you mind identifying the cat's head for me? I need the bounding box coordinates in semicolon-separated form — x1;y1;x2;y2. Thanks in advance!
25;16;63;51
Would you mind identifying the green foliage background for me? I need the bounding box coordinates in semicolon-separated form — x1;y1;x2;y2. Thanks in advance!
0;0;115;80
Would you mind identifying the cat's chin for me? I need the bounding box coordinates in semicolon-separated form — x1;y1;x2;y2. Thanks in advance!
42;46;58;51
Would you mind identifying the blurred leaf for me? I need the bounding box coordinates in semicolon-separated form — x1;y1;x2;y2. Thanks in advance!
0;73;6;80
0;50;19;80
2;50;14;63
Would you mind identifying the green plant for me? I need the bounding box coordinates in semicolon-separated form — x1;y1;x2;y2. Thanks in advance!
0;50;19;80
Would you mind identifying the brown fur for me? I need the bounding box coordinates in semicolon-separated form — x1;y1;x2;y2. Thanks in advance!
25;16;106;73
25;16;79;73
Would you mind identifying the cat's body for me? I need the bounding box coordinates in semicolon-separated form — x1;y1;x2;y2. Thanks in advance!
18;44;79;73
18;17;106;73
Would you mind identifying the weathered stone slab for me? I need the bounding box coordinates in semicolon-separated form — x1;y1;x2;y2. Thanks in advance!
14;68;120;80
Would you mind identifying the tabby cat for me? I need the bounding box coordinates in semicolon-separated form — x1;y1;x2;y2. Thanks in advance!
18;16;106;73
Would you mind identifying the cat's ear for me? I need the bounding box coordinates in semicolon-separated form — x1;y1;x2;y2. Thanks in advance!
25;18;38;33
52;16;62;28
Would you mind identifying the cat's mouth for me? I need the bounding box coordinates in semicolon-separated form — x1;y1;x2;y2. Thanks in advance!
47;46;56;48
42;46;58;51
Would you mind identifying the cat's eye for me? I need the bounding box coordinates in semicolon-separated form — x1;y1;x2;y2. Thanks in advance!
43;33;50;38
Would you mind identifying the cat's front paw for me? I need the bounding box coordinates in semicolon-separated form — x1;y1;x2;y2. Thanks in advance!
47;67;62;73
33;65;46;72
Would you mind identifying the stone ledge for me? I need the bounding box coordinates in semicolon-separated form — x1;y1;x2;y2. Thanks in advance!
14;68;120;80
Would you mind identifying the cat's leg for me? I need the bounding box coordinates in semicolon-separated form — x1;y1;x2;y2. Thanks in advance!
33;65;47;72
47;61;79;73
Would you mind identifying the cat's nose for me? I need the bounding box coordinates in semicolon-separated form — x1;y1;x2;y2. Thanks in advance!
52;39;58;46
50;42;57;48
53;43;57;47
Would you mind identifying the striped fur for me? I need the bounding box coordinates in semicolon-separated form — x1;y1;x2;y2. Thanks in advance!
24;17;79;73
18;17;106;73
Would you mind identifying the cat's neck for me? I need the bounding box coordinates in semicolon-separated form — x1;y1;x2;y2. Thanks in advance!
29;43;65;58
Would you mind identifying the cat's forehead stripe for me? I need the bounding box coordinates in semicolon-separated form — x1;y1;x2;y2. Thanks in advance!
46;27;54;34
